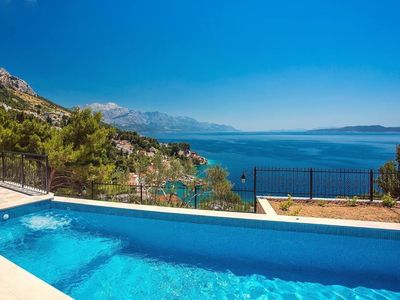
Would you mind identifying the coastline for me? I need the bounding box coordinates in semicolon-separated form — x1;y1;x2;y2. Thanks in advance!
155;131;400;186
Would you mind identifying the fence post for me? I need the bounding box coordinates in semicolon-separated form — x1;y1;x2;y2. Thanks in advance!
194;185;198;209
1;152;4;182
91;180;94;199
21;154;25;188
140;184;143;202
45;155;49;193
253;167;257;213
369;169;374;201
309;168;313;199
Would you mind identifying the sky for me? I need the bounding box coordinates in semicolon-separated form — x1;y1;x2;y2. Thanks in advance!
1;0;400;131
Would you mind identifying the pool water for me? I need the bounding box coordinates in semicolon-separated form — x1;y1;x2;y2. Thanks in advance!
1;208;400;299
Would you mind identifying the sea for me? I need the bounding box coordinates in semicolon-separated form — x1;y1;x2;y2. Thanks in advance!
152;132;400;187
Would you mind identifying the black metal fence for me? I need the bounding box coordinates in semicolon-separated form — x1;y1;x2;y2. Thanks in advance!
254;167;398;200
0;151;48;193
1;149;397;209
54;182;256;213
53;167;399;214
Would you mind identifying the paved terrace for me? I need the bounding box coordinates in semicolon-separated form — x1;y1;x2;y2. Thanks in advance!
0;186;52;210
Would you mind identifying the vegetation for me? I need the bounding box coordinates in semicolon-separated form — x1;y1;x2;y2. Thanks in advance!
0;106;196;193
382;193;397;208
377;145;400;199
346;196;358;207
278;195;302;216
44;108;118;191
166;142;191;156
289;207;302;216
279;194;294;211
0;107;51;153
116;130;160;152
0;70;249;212
0;85;68;115
0;80;252;211
199;166;251;212
0;86;27;110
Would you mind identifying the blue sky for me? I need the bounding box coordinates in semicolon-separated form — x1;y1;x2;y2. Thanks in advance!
1;0;399;131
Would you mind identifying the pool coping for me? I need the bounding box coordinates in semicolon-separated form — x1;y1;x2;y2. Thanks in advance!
0;256;71;300
0;193;54;211
54;196;400;232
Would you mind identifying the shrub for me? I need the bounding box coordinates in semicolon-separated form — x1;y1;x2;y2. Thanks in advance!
377;145;400;198
280;194;293;211
346;196;358;207
318;200;326;207
382;193;397;208
289;207;302;216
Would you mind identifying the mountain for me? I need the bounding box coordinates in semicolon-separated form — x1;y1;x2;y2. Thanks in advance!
0;68;194;161
0;67;236;133
0;67;69;125
84;102;238;133
309;125;400;133
0;67;36;96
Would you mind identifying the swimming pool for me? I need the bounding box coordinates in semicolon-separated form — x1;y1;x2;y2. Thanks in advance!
1;200;400;299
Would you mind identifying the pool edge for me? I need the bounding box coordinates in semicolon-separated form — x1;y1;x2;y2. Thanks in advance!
53;196;400;239
0;255;72;300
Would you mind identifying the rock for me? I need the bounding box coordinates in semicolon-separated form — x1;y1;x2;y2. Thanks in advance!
0;67;37;96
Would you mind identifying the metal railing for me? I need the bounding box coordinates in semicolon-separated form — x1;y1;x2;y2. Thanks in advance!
54;181;255;213
254;167;398;200
0;151;48;194
0;150;395;207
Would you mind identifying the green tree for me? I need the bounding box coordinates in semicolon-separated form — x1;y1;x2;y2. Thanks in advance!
204;166;233;199
0;108;51;153
377;145;400;198
200;166;247;211
45;108;117;191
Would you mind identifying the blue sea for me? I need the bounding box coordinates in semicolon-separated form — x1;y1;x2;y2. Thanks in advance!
153;132;400;186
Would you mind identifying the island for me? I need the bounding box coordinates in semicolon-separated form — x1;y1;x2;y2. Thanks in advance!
308;125;400;133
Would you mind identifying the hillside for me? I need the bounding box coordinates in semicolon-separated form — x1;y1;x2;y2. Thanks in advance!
0;68;237;133
84;102;238;133
0;67;206;169
309;125;400;133
0;68;69;126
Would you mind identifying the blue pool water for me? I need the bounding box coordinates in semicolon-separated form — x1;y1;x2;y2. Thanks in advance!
1;203;400;299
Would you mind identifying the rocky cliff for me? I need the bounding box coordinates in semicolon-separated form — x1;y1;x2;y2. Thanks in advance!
0;68;37;96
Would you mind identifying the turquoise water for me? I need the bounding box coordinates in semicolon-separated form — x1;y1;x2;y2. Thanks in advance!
153;132;400;186
1;207;400;299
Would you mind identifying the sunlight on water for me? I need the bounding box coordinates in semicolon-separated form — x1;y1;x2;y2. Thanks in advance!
21;214;71;231
1;209;399;299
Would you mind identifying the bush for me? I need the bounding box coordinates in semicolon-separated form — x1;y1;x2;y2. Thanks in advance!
318;200;326;207
280;194;293;211
289;207;302;216
382;193;397;208
346;196;358;207
377;145;400;198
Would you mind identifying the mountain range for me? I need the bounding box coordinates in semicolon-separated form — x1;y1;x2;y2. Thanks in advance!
308;125;400;133
2;67;397;134
0;67;237;133
84;102;238;133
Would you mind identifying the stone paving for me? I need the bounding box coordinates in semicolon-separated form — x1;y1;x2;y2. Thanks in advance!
0;186;52;210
